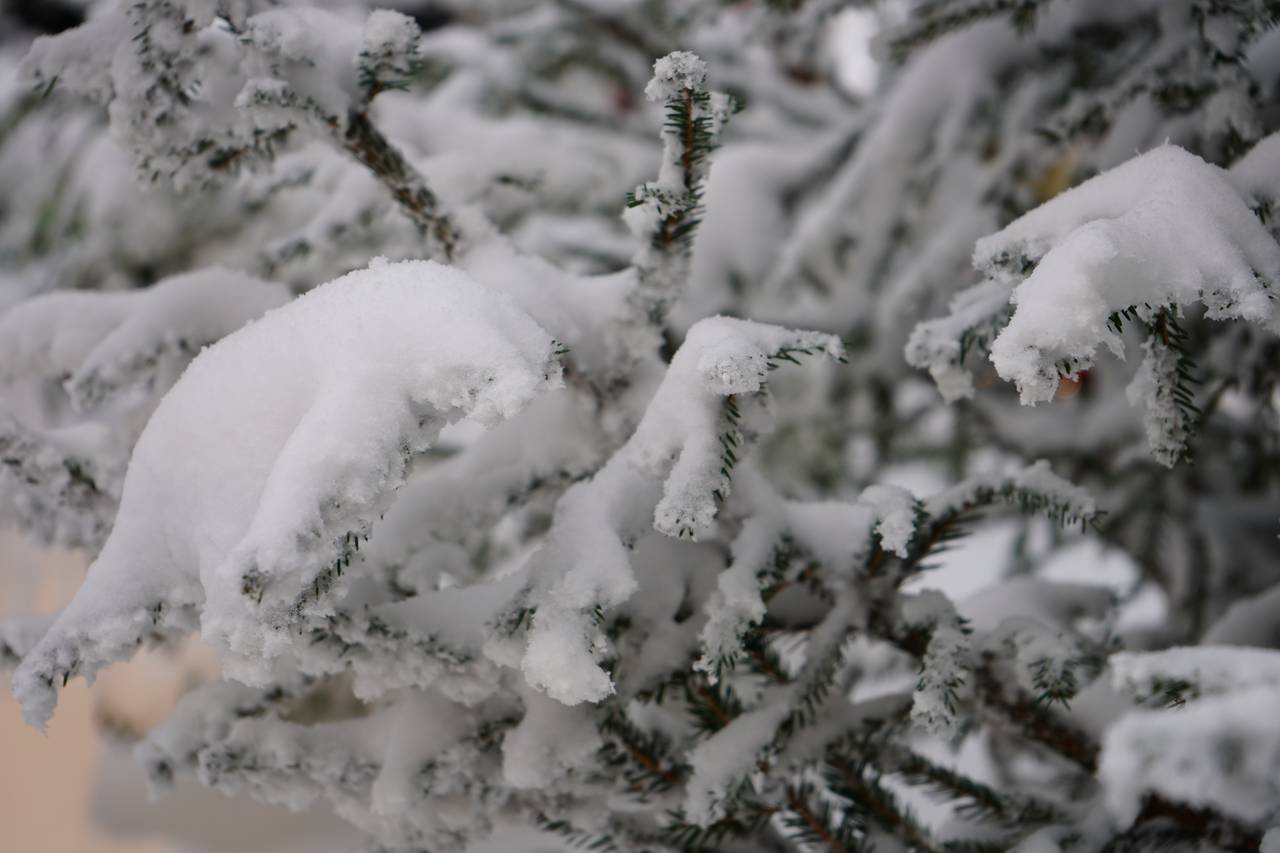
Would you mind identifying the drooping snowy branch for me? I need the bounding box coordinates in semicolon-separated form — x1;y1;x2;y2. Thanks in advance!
910;142;1280;467
9;259;562;726
981;145;1280;404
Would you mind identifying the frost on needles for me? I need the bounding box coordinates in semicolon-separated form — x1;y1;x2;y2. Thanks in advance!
12;259;563;726
908;142;1280;466
4;2;1280;852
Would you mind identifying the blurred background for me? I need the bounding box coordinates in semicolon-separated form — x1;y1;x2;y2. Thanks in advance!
0;527;365;852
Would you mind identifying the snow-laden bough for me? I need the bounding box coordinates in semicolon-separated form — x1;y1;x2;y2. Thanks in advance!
10;259;563;726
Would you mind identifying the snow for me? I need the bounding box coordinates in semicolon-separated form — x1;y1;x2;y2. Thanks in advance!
981;145;1280;404
960;578;1112;635
858;484;918;558
924;460;1097;525
501;687;601;788
0;413;125;550
1101;686;1280;823
1111;646;1280;698
5;3;1280;850
911;622;971;738
626;51;736;325
905;279;1013;403
684;700;789;826
11;259;561;726
1124;334;1193;467
243;7;366;123
516;316;841;705
1204;582;1280;647
357;10;422;96
644;51;709;103
0;268;290;412
632;318;843;541
694;514;781;678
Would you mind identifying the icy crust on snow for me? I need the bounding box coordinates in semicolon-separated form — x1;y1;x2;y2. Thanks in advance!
0;268;289;411
1111;645;1280;698
1101;686;1280;823
979;145;1280;404
11;260;561;726
516;317;841;706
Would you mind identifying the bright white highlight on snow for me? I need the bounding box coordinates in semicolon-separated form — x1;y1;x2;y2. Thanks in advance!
12;259;562;726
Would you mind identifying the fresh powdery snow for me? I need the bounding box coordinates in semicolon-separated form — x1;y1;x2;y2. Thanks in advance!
983;144;1280;404
908;141;1280;462
12;259;561;726
9;5;1280;852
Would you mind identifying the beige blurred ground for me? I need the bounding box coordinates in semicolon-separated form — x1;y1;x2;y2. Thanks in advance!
0;529;170;853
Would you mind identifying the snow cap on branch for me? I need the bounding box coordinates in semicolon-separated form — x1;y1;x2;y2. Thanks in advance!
644;51;709;102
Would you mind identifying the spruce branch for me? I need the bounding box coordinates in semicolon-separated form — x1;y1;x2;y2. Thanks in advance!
889;0;1054;62
341;110;459;260
890;748;1067;829
626;51;736;325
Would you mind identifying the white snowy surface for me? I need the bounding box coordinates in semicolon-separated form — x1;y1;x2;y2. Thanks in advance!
11;259;561;726
982;145;1280;404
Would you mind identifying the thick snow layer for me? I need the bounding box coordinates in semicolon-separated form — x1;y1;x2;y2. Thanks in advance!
11;259;561;726
980;145;1280;404
1101;687;1280;823
630;318;843;542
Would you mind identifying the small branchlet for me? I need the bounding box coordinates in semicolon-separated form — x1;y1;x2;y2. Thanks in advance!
626;51;737;325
